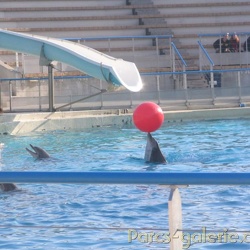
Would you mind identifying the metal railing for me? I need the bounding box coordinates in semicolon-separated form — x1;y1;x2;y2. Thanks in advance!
198;40;214;71
15;35;173;76
198;32;250;68
2;171;249;185
1;171;250;250
67;35;173;72
1;67;250;112
170;42;188;104
198;40;216;103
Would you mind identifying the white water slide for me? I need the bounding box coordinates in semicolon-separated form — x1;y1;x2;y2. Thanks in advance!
0;29;143;92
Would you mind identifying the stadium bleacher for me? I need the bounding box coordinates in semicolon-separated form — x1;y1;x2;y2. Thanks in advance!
0;0;250;88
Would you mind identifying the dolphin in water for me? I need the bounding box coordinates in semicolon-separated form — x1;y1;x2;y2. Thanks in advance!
26;144;50;159
0;143;17;191
144;132;166;163
0;183;17;191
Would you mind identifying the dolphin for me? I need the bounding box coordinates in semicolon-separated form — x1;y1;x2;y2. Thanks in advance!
0;183;17;191
26;144;50;159
144;132;166;163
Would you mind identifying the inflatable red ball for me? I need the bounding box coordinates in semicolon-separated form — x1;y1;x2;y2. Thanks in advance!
133;102;164;132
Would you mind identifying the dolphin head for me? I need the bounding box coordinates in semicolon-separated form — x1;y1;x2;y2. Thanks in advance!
144;133;166;164
0;183;17;191
26;144;50;159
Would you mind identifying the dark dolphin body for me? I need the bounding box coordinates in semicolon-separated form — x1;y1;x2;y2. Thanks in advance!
26;144;50;159
144;133;166;163
0;183;17;191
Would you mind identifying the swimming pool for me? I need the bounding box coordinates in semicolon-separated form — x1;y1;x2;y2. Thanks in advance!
0;118;250;249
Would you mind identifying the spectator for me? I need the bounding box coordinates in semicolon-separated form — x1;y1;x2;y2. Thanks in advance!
213;33;231;53
243;36;250;52
230;32;240;52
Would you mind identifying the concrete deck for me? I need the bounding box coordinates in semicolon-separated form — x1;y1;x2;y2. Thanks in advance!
0;106;250;135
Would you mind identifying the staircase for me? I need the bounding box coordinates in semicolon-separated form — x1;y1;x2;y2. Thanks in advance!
126;0;205;88
187;73;209;89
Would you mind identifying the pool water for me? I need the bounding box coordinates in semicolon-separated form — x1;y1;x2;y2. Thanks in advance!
1;118;250;249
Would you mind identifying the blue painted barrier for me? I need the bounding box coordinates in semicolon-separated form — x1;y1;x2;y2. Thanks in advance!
1;67;250;83
171;42;187;67
64;34;173;41
0;172;250;185
1;171;249;250
198;32;250;37
1;67;250;82
198;40;214;66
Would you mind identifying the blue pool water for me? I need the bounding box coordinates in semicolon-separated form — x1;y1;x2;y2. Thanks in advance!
1;118;250;249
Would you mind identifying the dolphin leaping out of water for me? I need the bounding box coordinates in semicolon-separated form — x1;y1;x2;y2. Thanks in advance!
26;144;50;159
0;183;17;191
144;133;166;164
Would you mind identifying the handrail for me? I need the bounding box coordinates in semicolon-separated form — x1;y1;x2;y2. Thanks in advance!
0;75;92;82
1;171;250;185
64;35;173;41
1;171;249;250
198;32;250;37
171;42;187;67
2;67;250;82
198;40;214;66
141;67;250;75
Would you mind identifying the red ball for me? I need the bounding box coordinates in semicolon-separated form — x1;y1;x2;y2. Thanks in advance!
133;102;164;132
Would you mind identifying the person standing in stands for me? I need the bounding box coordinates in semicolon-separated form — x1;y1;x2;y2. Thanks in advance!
230;32;240;52
213;33;231;53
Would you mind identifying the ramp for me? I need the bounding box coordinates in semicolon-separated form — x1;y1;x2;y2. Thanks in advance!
0;29;142;92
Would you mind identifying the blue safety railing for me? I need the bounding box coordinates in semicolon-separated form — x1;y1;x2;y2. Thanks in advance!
2;67;250;82
171;42;187;68
1;67;250;82
0;171;250;185
170;42;188;105
198;32;250;66
198;32;250;38
197;40;216;101
64;34;172;60
1;67;250;112
64;34;173;41
1;171;250;250
198;40;214;68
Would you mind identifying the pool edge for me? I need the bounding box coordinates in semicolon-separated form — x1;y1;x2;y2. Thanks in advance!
0;107;250;135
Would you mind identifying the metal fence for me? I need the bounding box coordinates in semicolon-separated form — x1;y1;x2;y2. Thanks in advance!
1;68;250;112
198;32;250;68
1;171;250;250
